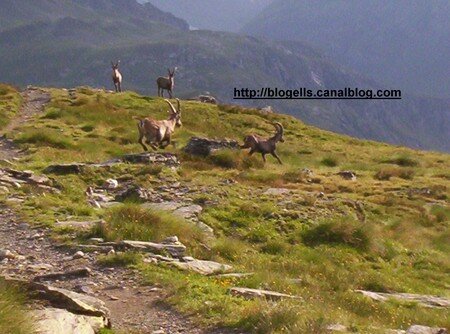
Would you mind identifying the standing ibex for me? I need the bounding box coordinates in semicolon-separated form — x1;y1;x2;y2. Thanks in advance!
111;60;122;93
136;99;182;151
241;122;285;164
157;68;176;98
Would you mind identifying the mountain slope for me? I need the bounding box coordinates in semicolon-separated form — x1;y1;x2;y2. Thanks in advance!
146;0;273;31
0;0;448;152
0;0;189;31
1;85;449;333
242;0;450;99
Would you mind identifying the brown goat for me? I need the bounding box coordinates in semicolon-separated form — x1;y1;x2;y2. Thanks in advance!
241;122;284;164
156;68;176;98
136;99;182;151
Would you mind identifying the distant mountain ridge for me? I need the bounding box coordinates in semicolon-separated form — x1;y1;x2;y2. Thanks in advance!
0;0;189;31
146;0;273;31
0;0;448;152
242;0;450;99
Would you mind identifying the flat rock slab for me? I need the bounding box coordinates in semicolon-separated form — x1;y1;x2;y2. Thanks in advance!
34;284;110;319
55;220;103;230
406;325;448;334
356;290;450;308
171;258;232;275
121;240;186;258
229;287;299;301
264;188;290;196
121;152;179;165
33;307;108;334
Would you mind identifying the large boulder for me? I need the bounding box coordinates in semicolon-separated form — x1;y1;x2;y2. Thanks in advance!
407;325;448;334
184;137;240;157
32;307;108;334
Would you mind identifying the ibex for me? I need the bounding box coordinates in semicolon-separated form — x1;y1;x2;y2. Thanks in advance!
111;60;122;93
241;122;285;164
157;68;176;98
136;99;182;151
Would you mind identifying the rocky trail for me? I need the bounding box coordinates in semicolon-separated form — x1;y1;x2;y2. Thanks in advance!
0;87;50;162
0;88;237;334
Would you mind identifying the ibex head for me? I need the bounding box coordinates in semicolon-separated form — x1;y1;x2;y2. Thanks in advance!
167;67;176;79
274;122;285;142
165;98;182;127
111;60;120;70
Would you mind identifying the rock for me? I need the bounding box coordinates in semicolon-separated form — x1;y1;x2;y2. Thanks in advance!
173;204;203;219
32;307;108;334
34;267;92;282
121;152;179;166
115;186;149;202
74;285;95;295
171;258;232;275
197;95;217;104
355;290;450;308
73;245;114;254
184;137;240;157
55;220;104;231
103;178;119;189
44;163;86;174
215;273;254;278
337;171;357;181
406;325;448;334
34;284;109;319
121;240;186;258
264;188;290;196
327;324;349;332
72;251;85;259
0;185;9;194
259;106;274;113
229;287;299;301
88;238;104;244
161;236;179;244
0;249;15;260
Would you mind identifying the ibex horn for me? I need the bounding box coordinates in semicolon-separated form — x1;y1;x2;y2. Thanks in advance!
176;98;181;114
164;99;177;114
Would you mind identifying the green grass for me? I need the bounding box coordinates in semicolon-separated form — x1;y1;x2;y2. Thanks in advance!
2;86;449;333
0;84;21;130
0;280;35;334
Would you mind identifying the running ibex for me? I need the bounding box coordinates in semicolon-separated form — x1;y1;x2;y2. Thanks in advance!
111;60;122;93
241;122;285;164
157;68;176;98
136;99;182;151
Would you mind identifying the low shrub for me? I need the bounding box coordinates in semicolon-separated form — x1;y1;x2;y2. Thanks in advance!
302;218;371;251
321;156;339;167
375;167;415;180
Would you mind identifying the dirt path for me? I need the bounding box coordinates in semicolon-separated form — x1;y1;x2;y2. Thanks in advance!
0;88;237;334
0;87;50;161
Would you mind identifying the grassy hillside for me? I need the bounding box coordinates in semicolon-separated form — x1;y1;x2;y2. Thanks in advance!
0;0;449;152
2;85;449;333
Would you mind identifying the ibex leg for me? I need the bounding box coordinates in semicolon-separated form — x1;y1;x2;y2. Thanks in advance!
272;151;283;164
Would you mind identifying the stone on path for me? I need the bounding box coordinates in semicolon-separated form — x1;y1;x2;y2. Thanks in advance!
33;307;108;334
